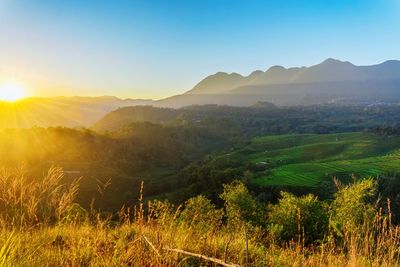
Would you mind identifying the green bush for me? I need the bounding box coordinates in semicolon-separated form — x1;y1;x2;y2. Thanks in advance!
267;192;328;243
219;180;262;228
330;178;377;236
180;195;223;232
147;200;175;225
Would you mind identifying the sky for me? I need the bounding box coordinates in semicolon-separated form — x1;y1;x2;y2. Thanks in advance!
0;0;399;99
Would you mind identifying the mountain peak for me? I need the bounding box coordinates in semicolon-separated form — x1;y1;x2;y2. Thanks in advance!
320;58;351;65
186;71;245;94
267;65;286;72
213;72;243;78
249;70;264;77
213;71;228;76
381;60;400;66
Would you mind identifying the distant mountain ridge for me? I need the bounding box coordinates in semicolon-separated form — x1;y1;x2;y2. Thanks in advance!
186;59;400;94
154;59;400;107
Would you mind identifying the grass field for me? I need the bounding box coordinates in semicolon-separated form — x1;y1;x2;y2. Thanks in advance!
227;132;400;187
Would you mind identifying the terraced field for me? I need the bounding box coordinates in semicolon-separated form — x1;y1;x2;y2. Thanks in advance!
232;132;400;187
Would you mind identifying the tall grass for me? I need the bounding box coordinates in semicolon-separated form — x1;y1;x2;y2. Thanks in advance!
0;167;399;266
0;166;81;227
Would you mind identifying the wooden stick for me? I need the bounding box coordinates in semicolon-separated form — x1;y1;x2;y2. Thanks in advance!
164;246;240;267
141;235;161;258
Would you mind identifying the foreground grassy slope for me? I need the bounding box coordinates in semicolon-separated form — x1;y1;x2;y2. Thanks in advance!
3;219;399;267
2;164;400;266
228;132;400;187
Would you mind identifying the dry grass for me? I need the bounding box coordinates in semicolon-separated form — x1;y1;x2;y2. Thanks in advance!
0;167;400;266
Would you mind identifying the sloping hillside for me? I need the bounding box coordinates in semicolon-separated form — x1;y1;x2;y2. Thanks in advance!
0;96;153;129
215;132;400;187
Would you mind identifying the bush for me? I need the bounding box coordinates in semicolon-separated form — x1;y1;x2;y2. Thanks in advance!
219;180;262;228
330;178;378;236
147;200;175;225
267;192;328;243
180;195;223;232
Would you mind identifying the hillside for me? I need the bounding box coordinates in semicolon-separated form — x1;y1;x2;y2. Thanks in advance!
93;104;400;135
0;96;153;129
213;132;400;188
2;167;400;266
93;106;180;132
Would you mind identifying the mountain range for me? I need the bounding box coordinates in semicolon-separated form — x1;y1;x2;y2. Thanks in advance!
155;58;400;107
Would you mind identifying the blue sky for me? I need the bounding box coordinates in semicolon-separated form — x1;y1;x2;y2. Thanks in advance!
0;0;399;99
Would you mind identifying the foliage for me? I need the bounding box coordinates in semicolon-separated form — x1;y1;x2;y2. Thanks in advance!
147;199;175;225
0;125;226;211
267;192;329;243
95;104;400;138
180;195;223;232
330;178;378;235
219;181;262;228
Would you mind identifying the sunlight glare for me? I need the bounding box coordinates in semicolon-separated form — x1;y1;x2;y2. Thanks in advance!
0;82;27;102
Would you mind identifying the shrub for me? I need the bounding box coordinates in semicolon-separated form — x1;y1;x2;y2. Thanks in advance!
180;195;223;232
330;178;378;236
219;180;262;228
147;199;176;225
267;192;328;243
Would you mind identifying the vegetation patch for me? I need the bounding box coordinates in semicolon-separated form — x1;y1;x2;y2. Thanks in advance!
219;132;400;187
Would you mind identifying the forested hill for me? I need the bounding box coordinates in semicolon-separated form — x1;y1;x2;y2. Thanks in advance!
0;125;227;210
93;104;400;135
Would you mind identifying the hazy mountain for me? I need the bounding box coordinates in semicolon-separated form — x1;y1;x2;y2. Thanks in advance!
93;106;179;132
153;94;276;108
155;59;400;107
186;72;246;94
189;59;400;89
0;96;153;129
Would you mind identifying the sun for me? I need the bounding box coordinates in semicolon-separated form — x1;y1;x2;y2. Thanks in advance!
0;81;27;102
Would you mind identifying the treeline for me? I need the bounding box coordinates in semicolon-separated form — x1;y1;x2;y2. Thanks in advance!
368;125;400;136
94;104;400;138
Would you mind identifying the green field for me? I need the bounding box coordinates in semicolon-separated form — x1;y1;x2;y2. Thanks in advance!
227;132;400;187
